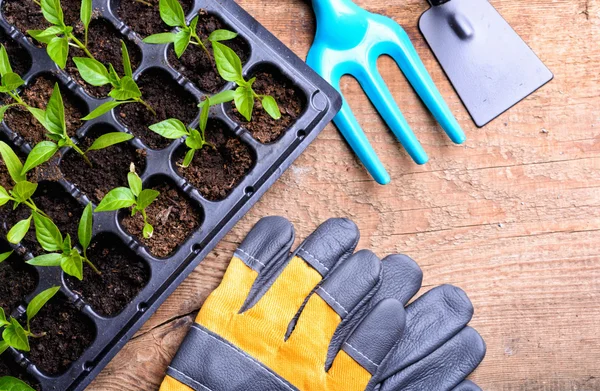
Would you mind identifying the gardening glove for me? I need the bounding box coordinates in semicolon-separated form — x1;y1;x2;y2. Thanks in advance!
160;217;485;391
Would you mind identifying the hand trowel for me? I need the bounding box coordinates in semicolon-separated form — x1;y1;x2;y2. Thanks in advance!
419;0;553;127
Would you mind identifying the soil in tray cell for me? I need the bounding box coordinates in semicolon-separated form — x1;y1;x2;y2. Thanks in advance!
0;240;38;315
175;120;254;201
0;353;40;391
229;65;307;144
60;125;147;204
0;182;84;257
3;75;87;146
27;294;95;376
116;68;198;150
0;30;32;77
117;0;195;37
3;0;81;37
66;19;142;98
66;233;150;317
168;10;251;94
121;177;202;258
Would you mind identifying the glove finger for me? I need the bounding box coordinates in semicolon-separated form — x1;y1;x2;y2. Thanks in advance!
452;380;483;391
373;254;423;307
381;285;474;379
380;327;486;391
283;250;381;359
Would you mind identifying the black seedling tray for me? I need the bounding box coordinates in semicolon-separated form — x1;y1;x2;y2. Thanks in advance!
0;0;341;389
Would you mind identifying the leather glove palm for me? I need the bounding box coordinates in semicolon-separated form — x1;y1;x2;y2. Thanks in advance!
160;217;485;391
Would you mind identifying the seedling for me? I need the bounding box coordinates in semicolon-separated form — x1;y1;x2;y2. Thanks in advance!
28;0;95;69
27;204;100;280
143;0;237;59
0;142;51;245
0;286;60;355
0;377;35;391
74;41;156;120
96;166;160;239
19;83;134;173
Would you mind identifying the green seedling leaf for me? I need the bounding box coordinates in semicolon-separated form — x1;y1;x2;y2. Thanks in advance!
0;141;25;183
73;57;110;86
121;40;133;78
7;215;32;244
108;63;120;86
148;118;189;139
109;76;141;101
27;29;55;45
159;0;186;27
83;100;123;120
0;186;11;206
36;25;65;38
234;86;254;121
208;90;236;106
81;0;92;30
261;95;281;120
182;148;195;168
78;203;93;250
0;376;36;391
87;132;133;152
26;107;50;130
185;129;204;150
27;253;64;267
189;15;198;33
208;29;238;42
0;45;13;77
143;33;178;44
3;318;29;351
199;99;209;132
45;83;66;135
137;189;159;210
62;251;83;280
41;0;65;26
174;30;191;58
95;187;136;212
1;73;24;92
127;172;143;197
0;251;11;264
47;36;69;69
26;286;60;324
0;308;8;326
0;341;9;356
212;41;244;85
142;222;154;239
21;141;58;175
11;181;38;203
62;233;71;253
33;212;63;252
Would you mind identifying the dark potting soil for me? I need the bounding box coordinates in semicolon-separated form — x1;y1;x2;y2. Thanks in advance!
230;70;306;144
3;76;87;146
0;353;40;391
60;126;147;204
28;295;95;376
121;181;201;258
117;0;194;37
0;241;37;315
66;234;150;317
0;30;31;77
175;120;254;201
116;69;198;150
168;11;251;94
0;182;84;257
3;0;81;39
65;19;142;98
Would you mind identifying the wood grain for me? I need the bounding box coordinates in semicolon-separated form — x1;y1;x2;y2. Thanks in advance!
88;0;600;389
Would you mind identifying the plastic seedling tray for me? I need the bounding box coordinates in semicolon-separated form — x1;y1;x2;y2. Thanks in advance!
0;0;341;389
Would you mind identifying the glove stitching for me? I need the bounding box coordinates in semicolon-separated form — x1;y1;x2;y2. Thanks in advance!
318;286;349;315
236;248;267;267
299;248;330;271
192;325;296;391
167;366;214;391
344;342;380;368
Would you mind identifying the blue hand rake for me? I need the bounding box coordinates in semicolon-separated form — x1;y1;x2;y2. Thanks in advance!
307;0;466;185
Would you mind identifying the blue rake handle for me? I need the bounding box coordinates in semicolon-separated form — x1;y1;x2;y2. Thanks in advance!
307;0;465;185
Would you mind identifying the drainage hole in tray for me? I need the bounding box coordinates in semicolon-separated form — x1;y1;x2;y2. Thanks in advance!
65;233;151;318
115;68;198;151
119;175;203;259
60;124;148;205
173;119;255;201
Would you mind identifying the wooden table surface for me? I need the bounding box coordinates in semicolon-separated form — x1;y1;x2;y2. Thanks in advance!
88;0;600;389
